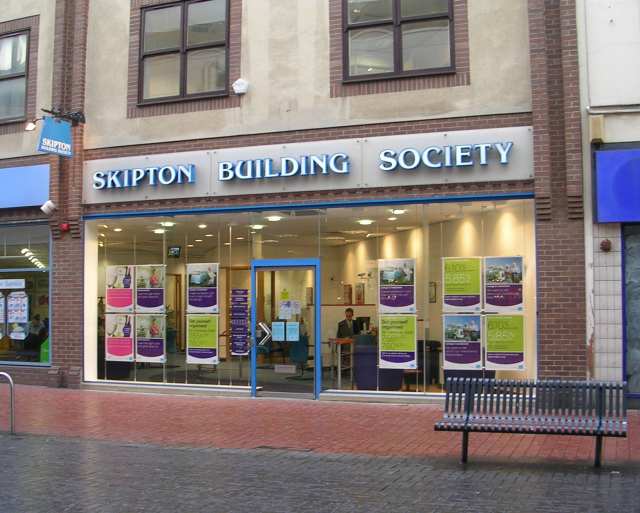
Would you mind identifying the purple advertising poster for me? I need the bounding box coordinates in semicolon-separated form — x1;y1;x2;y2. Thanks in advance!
378;259;416;313
443;315;483;370
484;256;524;312
187;263;219;313
135;265;165;313
231;288;249;356
135;315;166;363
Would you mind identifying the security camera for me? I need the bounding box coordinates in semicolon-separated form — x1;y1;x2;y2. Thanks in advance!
232;78;249;95
40;200;57;216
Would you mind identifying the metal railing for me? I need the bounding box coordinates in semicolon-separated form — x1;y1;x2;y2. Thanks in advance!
0;372;15;435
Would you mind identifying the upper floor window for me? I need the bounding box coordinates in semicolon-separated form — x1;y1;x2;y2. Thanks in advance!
139;0;228;104
0;32;28;122
344;0;453;81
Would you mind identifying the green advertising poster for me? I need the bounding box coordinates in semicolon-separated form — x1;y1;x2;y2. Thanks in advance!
443;257;482;312
379;315;417;369
187;314;219;365
485;315;525;371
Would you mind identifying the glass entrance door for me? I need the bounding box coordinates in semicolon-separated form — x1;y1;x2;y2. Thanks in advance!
250;259;320;398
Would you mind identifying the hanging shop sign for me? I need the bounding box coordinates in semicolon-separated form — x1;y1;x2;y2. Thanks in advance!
186;263;218;314
378;258;416;314
186;314;219;365
443;257;482;312
484;256;524;312
106;265;134;313
379;314;417;369
485;315;525;371
37;116;73;158
83;127;533;204
105;314;134;362
594;148;640;223
0;279;26;289
443;314;482;370
135;315;166;363
135;265;165;313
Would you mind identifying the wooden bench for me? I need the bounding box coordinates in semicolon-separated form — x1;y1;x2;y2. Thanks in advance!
434;378;628;467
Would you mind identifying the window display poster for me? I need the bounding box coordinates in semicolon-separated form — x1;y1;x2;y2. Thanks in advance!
272;321;285;342
187;263;218;313
135;265;165;313
378;258;416;313
484;256;524;312
286;321;300;342
0;293;4;338
443;315;482;370
7;291;28;323
186;314;219;364
379;314;417;369
135;315;166;363
106;265;134;313
230;288;249;356
278;301;292;320
485;315;525;371
105;314;134;362
443;257;482;312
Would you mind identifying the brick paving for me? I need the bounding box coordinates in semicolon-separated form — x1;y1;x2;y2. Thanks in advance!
1;434;638;513
0;385;638;466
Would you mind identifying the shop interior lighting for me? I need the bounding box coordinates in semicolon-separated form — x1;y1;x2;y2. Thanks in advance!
195;239;203;242
20;248;29;254
205;234;214;237
160;221;175;227
249;224;265;230
395;226;415;231
341;230;367;235
357;219;374;226
113;228;122;232
265;215;283;222
262;239;279;243
224;242;231;246
387;217;397;221
198;224;207;229
153;229;166;234
187;244;194;248
235;237;245;240
98;233;105;237
99;224;109;229
390;209;407;215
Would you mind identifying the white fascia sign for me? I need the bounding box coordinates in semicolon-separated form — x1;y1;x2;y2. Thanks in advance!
93;164;196;190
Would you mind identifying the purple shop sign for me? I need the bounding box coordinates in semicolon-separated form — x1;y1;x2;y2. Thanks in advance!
380;351;416;365
136;338;165;362
379;285;415;311
444;341;482;369
188;347;217;360
443;294;481;309
487;351;524;366
136;288;164;311
231;288;249;297
231;333;249;356
188;287;217;310
485;284;523;310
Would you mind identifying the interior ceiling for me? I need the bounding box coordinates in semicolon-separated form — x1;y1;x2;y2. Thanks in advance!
96;200;524;253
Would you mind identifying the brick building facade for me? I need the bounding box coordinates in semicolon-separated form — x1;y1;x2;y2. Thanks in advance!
0;0;587;397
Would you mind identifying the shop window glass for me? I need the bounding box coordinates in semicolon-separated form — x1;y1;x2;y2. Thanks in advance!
344;0;452;80
0;32;28;121
88;200;536;393
140;0;228;103
0;224;50;364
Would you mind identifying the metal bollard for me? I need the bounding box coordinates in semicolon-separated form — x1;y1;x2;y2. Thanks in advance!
0;372;15;435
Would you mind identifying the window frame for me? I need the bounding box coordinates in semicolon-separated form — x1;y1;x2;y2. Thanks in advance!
341;0;455;83
0;29;30;124
137;0;230;106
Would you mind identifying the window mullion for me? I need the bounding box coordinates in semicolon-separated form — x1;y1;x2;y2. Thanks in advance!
393;0;401;74
180;3;187;98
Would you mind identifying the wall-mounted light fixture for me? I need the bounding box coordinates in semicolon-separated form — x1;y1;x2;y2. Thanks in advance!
24;107;86;132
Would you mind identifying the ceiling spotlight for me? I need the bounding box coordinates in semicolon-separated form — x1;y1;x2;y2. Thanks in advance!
265;215;282;222
235;237;245;240
113;228;122;232
21;248;29;254
160;221;175;227
357;219;374;226
153;229;166;234
98;233;105;238
198;224;207;229
387;217;397;221
224;242;231;246
249;224;265;230
205;234;214;237
391;209;407;215
99;224;109;229
187;244;194;248
195;239;203;242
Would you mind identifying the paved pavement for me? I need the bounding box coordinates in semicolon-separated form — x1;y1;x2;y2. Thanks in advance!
0;385;638;465
1;433;638;513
